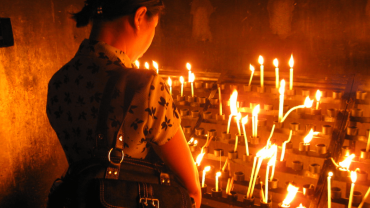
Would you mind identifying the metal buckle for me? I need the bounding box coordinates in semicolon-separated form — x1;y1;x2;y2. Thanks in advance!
160;173;170;185
108;148;124;165
139;198;159;207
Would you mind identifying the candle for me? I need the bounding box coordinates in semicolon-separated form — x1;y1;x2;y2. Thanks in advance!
266;124;276;148
252;104;260;137
273;59;279;88
242;115;249;156
297;203;306;208
186;63;192;82
278;79;286;123
189;72;195;97
236;112;242;136
289;54;294;90
280;130;293;161
249;64;255;86
246;156;258;198
227;90;238;134
167;77;172;96
222;158;229;172
234;134;239;153
281;184;299;207
215;172;222;192
259;56;264;87
218;85;223;116
145;62;149;70
366;131;370;152
187;137;194;145
348;171;357;208
265;156;276;203
202;166;211;188
328;172;333;208
281;96;313;123
194;140;198;146
179;76;184;97
135;60;140;69
358;186;370;208
303;129;315;145
226;177;234;194
153;61;159;74
316;90;322;110
336;153;355;171
195;152;205;166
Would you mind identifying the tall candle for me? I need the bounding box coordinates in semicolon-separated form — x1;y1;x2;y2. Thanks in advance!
186;63;191;82
179;76;184;97
189;73;195;97
273;58;279;88
236;113;242;136
281;96;313;123
265;165;270;203
218;85;223;116
289;54;294;90
234;134;239;152
145;62;149;70
328;172;333;208
249;64;255;86
252;105;260;137
246;156;258;198
278;80;286;123
167;77;172;96
242;115;249;156
348;171;357;208
358;186;370;208
259;56;264;87
215;172;222;192
135;60;140;69
316;90;322;110
202;166;211;188
153;61;159;74
366;130;370;152
280;130;293;161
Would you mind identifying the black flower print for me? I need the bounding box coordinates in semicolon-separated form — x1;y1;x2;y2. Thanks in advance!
64;75;70;83
159;82;165;91
64;93;71;104
109;116;121;128
54;106;63;118
161;116;172;131
128;105;138;114
91;106;98;118
131;118;144;130
106;59;113;65
150;85;155;90
124;143;129;148
53;80;62;89
86;129;94;141
113;58;122;66
86;82;94;90
145;107;157;119
143;126;153;136
77;96;85;105
90;92;102;103
75;75;84;85
73;59;82;71
72;127;81;137
62;65;70;71
98;52;109;60
112;88;120;99
158;97;169;109
51;95;58;105
63;130;70;140
172;102;179;119
72;142;82;155
108;105;115;114
78;111;87;120
87;63;99;74
66;111;73;122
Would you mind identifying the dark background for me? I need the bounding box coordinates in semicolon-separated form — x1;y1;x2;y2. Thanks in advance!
0;0;370;207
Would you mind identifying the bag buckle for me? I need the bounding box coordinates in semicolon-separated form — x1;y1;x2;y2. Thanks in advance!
107;148;124;165
139;198;159;207
160;173;170;185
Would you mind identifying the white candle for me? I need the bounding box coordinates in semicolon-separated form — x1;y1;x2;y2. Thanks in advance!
259;56;264;87
328;172;333;208
265;165;270;203
249;158;263;198
242;115;249;156
273;59;279;88
189;73;195;97
135;60;140;69
358;186;370;208
186;63;191;82
179;76;184;97
145;62;149;70
366;130;370;152
234;134;238;152
218;85;223;116
249;64;255;86
278;80;285;123
316;90;322;110
281;96;313;123
202;166;211;188
227;115;233;134
215;172;222;192
153;61;159;74
167;77;172;96
236;113;241;136
348;171;357;208
289;54;294;90
280;130;293;161
252;105;260;137
246;156;258;199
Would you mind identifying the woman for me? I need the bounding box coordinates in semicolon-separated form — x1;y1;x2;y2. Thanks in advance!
46;0;201;207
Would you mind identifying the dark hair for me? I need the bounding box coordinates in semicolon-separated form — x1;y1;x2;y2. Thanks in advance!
72;0;164;28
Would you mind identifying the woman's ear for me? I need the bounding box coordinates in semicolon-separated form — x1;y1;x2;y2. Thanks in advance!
134;7;148;31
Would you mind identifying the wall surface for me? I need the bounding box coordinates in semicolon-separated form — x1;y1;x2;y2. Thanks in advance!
1;0;370;207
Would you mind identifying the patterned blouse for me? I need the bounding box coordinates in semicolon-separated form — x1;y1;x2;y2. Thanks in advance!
46;39;181;164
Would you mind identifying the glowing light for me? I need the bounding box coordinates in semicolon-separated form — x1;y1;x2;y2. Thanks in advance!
304;96;314;108
242;115;248;125
258;55;264;65
351;171;357;183
186;63;192;71
281;184;299;207
189;73;195;83
195;152;205;166
230;90;238;115
316;90;322;102
152;61;159;74
145;62;149;69
215;172;222;192
273;58;279;68
135;60;140;69
289;54;294;68
303;129;315;144
187;137;194;145
338;154;355;171
194;140;198;146
202;166;211;188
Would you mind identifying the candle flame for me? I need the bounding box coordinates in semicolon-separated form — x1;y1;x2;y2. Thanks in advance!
216;171;221;178
189;73;195;83
289;54;294;68
204;166;211;172
186;63;191;71
194;140;198;146
252;104;260;117
135;60;140;68
152;61;158;70
242;115;248;125
145;62;149;69
258;55;264;65
303;129;314;144
351;171;357;183
167;77;172;87
279;79;286;95
187;137;194;145
273;58;279;68
258;144;277;159
282;184;299;206
338;154;355;171
179;76;184;84
229;90;239;115
268;154;277;166
236;112;242;121
195;152;205;166
250;64;255;72
297;203;305;208
316;90;322;102
328;172;333;177
304;96;314;108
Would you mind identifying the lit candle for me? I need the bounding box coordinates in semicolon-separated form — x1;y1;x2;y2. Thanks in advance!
218;85;223;116
297;203;306;208
135;60;140;69
273;58;279;88
259;56;264;87
167;77;172;96
358;186;370;208
194;140;198;146
246;156;258;199
278;79;286;123
348;171;357;208
281;184;299;207
252;104;260;137
265;156;276;203
337;153;355;171
303;129;315;145
195;151;205;166
328;172;333;208
281;96;314;123
227;90;238;134
202;166;211;188
153;61;159;74
215;172;222;192
366;131;370;152
269;154;277;181
289;54;294;90
222;158;229;172
179;76;184;97
145;62;149;70
242;115;249;156
186;63;192;82
235;112;242;136
189;72;195;97
280;130;293;161
316;90;322;110
248;64;255;86
187;137;194;145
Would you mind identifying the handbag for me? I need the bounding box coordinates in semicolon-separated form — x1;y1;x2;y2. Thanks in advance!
47;68;195;208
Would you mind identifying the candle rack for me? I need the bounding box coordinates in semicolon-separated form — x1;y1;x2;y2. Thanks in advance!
160;71;370;207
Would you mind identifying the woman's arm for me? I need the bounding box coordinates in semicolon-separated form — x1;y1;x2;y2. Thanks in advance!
155;127;202;208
